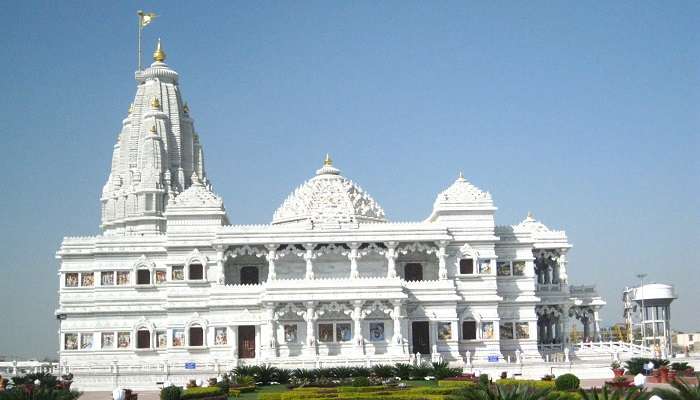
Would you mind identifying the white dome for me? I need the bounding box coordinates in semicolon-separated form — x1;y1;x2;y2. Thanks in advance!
272;156;387;229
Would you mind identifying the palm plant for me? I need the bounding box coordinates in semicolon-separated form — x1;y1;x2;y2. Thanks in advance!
291;368;317;383
251;364;279;385
431;361;461;379
372;364;395;378
274;368;291;384
350;366;371;377
460;383;551;400
329;367;353;379
652;378;700;400
578;386;652;400
232;365;255;378
393;363;413;380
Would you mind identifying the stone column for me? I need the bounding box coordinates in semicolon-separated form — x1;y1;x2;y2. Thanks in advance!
304;301;317;357
230;325;238;359
304;244;315;280
386;242;398;278
390;300;404;354
352;300;364;354
262;304;277;359
349;242;360;279
216;246;225;284
265;245;277;281
437;241;448;280
558;251;569;284
593;308;601;342
583;317;590;341
429;320;438;356
255;325;261;361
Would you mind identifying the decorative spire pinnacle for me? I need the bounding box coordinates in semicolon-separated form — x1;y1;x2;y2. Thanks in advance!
458;171;464;180
151;97;161;109
153;38;166;62
128;103;134;115
183;102;189;114
191;171;202;186
324;153;333;166
150;125;157;133
527;211;534;220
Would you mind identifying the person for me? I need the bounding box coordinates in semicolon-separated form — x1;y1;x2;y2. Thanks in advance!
644;361;654;376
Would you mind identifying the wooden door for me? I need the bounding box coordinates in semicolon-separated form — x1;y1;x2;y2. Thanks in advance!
238;326;256;358
412;321;430;354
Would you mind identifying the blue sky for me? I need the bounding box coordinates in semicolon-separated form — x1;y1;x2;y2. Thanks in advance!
0;1;698;359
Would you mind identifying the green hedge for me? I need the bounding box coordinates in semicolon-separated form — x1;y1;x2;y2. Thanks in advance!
180;386;224;400
546;391;584;400
437;380;476;388
495;379;556;389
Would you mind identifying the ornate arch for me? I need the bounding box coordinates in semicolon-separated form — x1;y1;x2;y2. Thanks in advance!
133;316;156;332
224;245;267;259
397;242;438;255
361;300;392;319
132;254;156;271
185;248;209;267
459;243;480;258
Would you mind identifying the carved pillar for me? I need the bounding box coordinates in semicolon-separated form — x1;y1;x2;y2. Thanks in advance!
390;300;404;354
216;247;225;284
385;242;398;279
265;245;277;281
352;300;364;354
304;301;317;356
262;304;277;359
230;325;238;359
429;320;438;356
561;305;570;345
558;251;569;284
304;244;315;280
349;242;360;279
438;241;448;280
593;308;601;342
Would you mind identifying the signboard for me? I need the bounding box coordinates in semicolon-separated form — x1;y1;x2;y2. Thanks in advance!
184;362;196;370
487;355;500;362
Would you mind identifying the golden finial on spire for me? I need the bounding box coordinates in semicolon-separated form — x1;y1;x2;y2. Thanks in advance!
153;38;166;62
183;102;189;114
323;153;333;166
151;97;161;109
150;125;157;133
128;103;134;115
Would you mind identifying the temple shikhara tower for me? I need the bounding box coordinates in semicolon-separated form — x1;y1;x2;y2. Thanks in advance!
56;41;605;389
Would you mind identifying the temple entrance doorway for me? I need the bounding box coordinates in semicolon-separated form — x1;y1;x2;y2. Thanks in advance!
411;321;430;354
238;326;256;358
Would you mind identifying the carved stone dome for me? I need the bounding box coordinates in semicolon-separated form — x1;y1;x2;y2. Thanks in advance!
272;156;387;229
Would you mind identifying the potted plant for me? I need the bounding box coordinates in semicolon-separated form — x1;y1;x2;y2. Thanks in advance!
606;376;630;389
658;365;669;383
611;361;624;377
60;373;73;390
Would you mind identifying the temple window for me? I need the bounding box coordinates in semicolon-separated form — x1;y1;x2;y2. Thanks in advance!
145;193;154;211
318;322;352;343
214;327;227;345
117;332;131;348
515;322;530;339
172;329;185;347
459;259;474;274
65;273;79;287
172;266;184;281
500;322;514;339
116;271;130;285
136;329;151;349
462;320;477;340
156;331;166;348
64;333;78;350
437;322;452;340
189;263;204;280
80;333;93;350
102;332;115;349
81;273;94;287
136;269;151;285
101;271;115;286
240;266;259;285
155;270;166;284
404;263;423;281
513;261;526;276
189;325;204;346
497;262;512;276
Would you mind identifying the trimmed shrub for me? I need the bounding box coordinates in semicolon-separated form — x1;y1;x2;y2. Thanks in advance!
411;364;432;379
350;367;371;378
352;376;370;387
291;368;316;382
554;374;580;391
547;391;584;400
160;386;182;400
259;394;282;400
496;379;555;390
234;375;255;387
180;386;224;400
438;380;476;388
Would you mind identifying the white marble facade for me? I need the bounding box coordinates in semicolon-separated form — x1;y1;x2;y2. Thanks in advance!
56;42;604;370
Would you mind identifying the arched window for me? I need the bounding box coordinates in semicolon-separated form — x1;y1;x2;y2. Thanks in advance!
136;269;151;285
189;264;203;280
459;259;474;274
404;263;423;281
136;329;151;349
189;325;204;346
240;266;259;285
